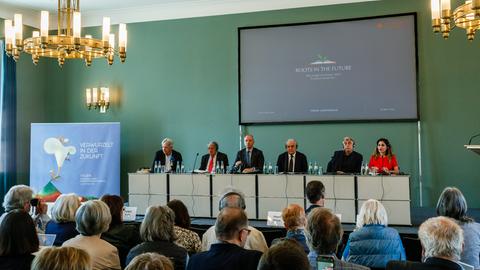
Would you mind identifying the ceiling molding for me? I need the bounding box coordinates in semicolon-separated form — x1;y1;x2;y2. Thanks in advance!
0;0;377;29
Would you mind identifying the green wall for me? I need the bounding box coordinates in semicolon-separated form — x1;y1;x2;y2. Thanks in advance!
13;0;480;207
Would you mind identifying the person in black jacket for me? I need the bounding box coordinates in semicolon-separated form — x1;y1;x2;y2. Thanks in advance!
151;138;183;173
326;136;363;174
387;216;465;270
276;139;308;173
187;207;262;270
231;135;264;174
199;141;229;173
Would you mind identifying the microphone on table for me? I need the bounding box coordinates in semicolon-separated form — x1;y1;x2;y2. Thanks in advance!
191;153;199;173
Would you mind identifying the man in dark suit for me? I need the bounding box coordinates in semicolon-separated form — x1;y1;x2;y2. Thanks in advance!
326;136;363;174
387;216;465;270
151;138;183;173
187;207;262;270
199;141;229;173
231;134;264;173
276;138;308;173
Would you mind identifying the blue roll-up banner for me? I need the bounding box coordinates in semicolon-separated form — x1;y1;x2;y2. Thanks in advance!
30;122;120;201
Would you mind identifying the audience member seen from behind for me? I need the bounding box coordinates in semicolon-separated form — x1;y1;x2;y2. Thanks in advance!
272;204;309;254
62;200;121;270
326;136;363;174
101;194;141;268
258;239;310;270
306;208;369;270
31;246;91;270
187;207;262;270
201;188;268;253
167;199;202;254
368;138;399;174
305;181;325;215
125;253;174;270
0;209;39;270
46;193;81;246
342;199;405;268
436;187;480;269
387;216;464;270
126;205;187;270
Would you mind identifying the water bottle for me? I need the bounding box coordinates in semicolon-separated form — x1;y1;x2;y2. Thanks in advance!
215;161;221;174
360;162;365;175
308;162;313;175
154;161;159;173
268;162;273;174
364;164;370;175
220;161;225;174
274;165;279;175
180;164;185;173
176;161;181;173
263;163;267;174
313;162;319;175
318;166;323;175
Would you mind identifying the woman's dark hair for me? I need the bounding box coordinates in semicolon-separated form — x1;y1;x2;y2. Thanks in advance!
373;137;394;160
166;200;191;229
0;209;39;255
100;194;124;229
436;187;474;223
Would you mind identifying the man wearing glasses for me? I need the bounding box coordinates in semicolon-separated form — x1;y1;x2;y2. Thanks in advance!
187;207;262;270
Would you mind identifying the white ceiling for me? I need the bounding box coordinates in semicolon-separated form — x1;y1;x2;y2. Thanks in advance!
0;0;377;28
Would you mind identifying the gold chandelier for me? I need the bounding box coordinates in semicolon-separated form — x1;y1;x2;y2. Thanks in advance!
3;0;127;67
431;0;480;40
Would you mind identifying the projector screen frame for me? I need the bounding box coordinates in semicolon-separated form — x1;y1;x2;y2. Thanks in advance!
237;12;419;125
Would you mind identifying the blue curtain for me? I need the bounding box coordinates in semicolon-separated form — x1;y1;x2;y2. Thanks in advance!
0;41;17;213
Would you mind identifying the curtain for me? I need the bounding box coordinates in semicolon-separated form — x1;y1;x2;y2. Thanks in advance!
0;41;17;213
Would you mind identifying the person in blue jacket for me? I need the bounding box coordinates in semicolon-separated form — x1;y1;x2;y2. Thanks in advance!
342;199;406;268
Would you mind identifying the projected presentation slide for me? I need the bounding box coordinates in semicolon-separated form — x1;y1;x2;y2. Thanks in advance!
239;14;418;124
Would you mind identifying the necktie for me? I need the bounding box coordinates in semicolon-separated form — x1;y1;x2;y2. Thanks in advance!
288;154;294;172
207;157;214;173
247;150;251;167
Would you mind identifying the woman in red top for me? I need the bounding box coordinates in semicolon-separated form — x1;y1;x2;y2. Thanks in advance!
368;138;399;174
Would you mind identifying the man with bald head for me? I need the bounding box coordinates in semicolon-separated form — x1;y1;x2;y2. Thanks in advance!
276;139;308;173
231;134;264;174
188;208;262;270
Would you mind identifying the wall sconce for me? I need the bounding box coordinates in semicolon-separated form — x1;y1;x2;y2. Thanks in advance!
86;87;110;113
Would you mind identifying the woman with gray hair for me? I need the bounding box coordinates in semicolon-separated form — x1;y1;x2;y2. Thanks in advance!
2;185;33;212
436;187;480;269
45;193;81;246
62;200;121;270
342;199;405;268
126;205;187;270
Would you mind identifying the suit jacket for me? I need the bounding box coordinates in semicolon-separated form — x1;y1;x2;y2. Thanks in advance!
276;151;308;173
231;148;264;173
386;257;463;270
327;150;363;174
199;152;229;172
151;149;183;173
187;242;262;270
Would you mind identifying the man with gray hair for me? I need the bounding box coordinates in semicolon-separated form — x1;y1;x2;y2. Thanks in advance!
199;141;229;173
276;138;308;173
151;137;183;173
201;188;268;253
2;184;34;212
188;208;262;270
387;216;465;270
326;136;363;174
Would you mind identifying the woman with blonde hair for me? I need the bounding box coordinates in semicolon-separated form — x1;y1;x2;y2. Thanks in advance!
46;193;81;246
342;199;405;269
31;246;91;270
273;204;309;254
125;253;174;270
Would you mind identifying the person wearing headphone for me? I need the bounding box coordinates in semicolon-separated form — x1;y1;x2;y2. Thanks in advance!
368;138;399;175
276;139;308;173
326;136;363;174
199;141;229;173
200;188;268;253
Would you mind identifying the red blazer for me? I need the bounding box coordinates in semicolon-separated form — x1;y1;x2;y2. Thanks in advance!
368;155;398;173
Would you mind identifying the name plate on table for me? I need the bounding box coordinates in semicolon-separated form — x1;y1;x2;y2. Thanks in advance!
123;206;137;221
267;211;284;227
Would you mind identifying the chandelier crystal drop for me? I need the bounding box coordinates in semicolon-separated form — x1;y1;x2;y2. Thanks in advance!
3;0;127;67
